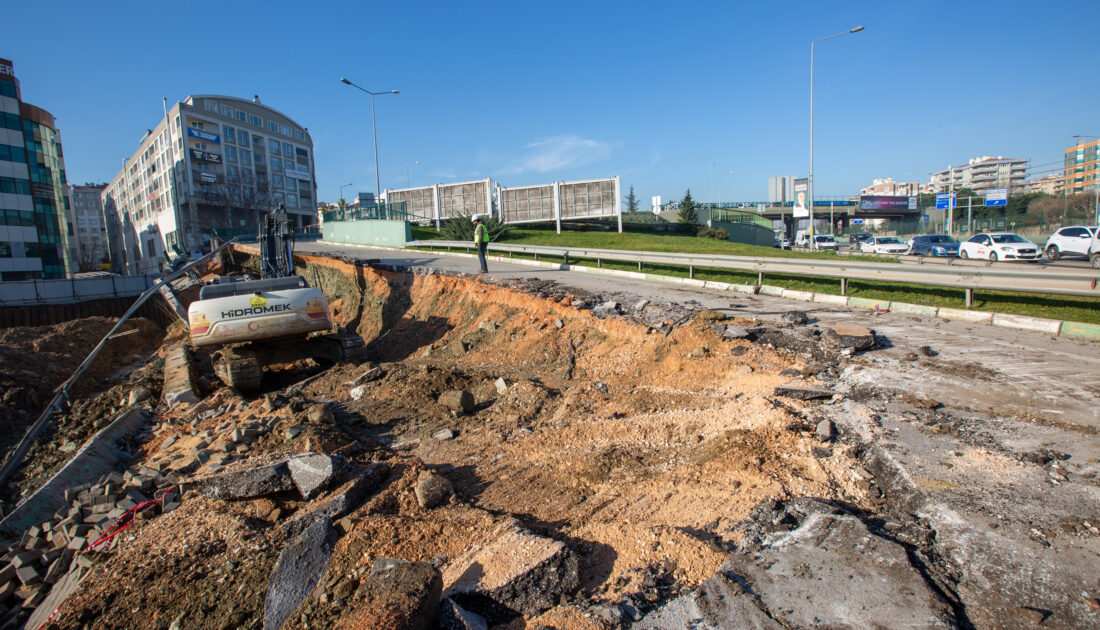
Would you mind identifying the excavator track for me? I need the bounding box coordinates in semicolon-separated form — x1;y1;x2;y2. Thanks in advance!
213;348;263;391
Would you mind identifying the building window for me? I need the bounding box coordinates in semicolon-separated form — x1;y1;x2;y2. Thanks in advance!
241;168;252;181
223;125;235;143
225;146;237;162
271;157;282;171
254;153;264;165
273;174;284;188
295;130;305;141
280;125;291;137
236;111;247;122
204;101;218;112
283;144;293;158
249;115;262;127
239;149;250;163
286;178;297;192
227;165;239;180
220;105;233;117
190;121;204;130
269;139;280;153
267;121;278;132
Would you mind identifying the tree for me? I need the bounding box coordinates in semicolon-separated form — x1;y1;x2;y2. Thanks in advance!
439;213;511;242
625;186;640;213
678;189;698;227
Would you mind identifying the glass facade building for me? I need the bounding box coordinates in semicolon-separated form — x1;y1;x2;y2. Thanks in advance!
0;58;73;280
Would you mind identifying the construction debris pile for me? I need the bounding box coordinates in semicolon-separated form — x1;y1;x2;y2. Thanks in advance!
0;249;1095;629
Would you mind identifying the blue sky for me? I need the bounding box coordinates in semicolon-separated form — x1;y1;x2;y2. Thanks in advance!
4;0;1098;205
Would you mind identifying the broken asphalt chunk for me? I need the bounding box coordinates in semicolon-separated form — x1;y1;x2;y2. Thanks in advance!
335;558;442;629
263;516;334;630
443;522;579;618
287;453;343;500
773;386;838;400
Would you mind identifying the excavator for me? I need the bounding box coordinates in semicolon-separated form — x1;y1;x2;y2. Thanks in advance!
186;205;366;390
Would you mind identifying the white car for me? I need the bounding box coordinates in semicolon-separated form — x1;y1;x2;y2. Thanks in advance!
1043;225;1097;260
959;232;1041;261
813;235;839;251
860;236;909;255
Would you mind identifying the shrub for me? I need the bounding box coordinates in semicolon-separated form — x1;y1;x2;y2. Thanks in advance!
439;213;510;242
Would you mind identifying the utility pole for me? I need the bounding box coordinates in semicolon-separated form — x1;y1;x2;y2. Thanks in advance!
967;195;972;234
947;165;954;236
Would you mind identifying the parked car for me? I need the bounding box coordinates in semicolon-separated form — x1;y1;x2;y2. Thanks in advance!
1090;231;1100;268
860;236;909;255
958;232;1041;261
1043;225;1097;260
848;232;873;249
779;237;791;249
813;235;839;251
909;234;960;257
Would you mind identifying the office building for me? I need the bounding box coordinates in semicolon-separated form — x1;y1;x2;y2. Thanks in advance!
768;175;797;203
860;177;919;197
1064;139;1099;196
929;156;1029;193
1025;174;1064;195
103;95;316;275
67;183;108;271
0;58;74;281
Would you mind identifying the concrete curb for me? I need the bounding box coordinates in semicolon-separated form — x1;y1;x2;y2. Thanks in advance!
323;242;1099;341
0;408;152;533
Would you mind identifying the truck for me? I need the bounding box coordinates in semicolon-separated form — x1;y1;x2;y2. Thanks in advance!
186;206;366;390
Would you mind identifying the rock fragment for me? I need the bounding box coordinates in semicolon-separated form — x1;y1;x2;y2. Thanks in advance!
191;459;294;500
773;386;838;400
635;574;781;629
414;471;454;509
305;404;334;424
826;323;876;350
438;390;474;414
438;597;488;630
335;559;442;630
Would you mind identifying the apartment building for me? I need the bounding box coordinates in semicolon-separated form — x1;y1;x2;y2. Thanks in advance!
1064;139;1099;196
0;58;73;280
768;175;797;203
860;177;920;196
930;156;1029;193
1025;174;1064;195
67;183;108;271
103;95;316;275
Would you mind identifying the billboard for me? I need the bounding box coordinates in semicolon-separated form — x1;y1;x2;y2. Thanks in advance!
792;178;808;217
560;178;618;219
860;195;916;210
501;184;555;223
438;179;491;219
985;188;1008;206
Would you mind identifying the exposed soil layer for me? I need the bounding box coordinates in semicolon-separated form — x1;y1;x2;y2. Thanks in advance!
0;317;166;501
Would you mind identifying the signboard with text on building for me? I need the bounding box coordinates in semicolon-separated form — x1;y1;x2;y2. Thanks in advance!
187;128;221;143
285;167;311;180
985;188;1008;206
190;149;221;164
935;193;956;210
859;195;916;210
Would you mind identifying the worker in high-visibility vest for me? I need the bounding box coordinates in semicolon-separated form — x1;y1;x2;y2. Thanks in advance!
472;216;489;273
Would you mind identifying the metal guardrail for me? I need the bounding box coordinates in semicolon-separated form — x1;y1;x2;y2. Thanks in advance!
0;275;160;307
412;240;1100;300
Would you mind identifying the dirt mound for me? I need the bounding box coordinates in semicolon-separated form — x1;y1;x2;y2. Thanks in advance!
0;317;164;456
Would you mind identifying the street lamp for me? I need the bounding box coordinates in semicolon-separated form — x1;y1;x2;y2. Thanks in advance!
809;25;864;249
339;182;353;205
406;160;421;188
340;78;399;201
717;170;735;223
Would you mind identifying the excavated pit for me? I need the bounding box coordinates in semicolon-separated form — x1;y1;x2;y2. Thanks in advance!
31;251;888;629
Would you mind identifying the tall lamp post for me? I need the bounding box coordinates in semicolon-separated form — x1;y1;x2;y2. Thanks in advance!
717;170;735;223
810;25;864;249
339;78;399;202
1072;135;1100;224
406;160;421;188
339;182;354;205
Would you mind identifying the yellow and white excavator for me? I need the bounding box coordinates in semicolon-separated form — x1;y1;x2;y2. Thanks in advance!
186;205;365;390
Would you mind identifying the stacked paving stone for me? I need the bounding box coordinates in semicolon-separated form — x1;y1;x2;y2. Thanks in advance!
0;416;276;627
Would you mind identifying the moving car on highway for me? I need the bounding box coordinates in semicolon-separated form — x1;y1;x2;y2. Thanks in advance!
813;235;839;251
1043;225;1097;260
909;234;960;257
860;236;909;255
848;232;872;249
959;232;1041;261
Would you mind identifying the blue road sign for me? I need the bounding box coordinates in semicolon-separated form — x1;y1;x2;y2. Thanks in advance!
985;188;1008;207
935;193;956;210
851;219;864;225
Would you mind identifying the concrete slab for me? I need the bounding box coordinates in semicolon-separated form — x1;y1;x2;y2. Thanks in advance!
992;312;1063;334
936;307;994;324
162;343;199;407
264;516;334;630
889;301;940;316
812;292;849;305
635;574;782;629
721;513;954;629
